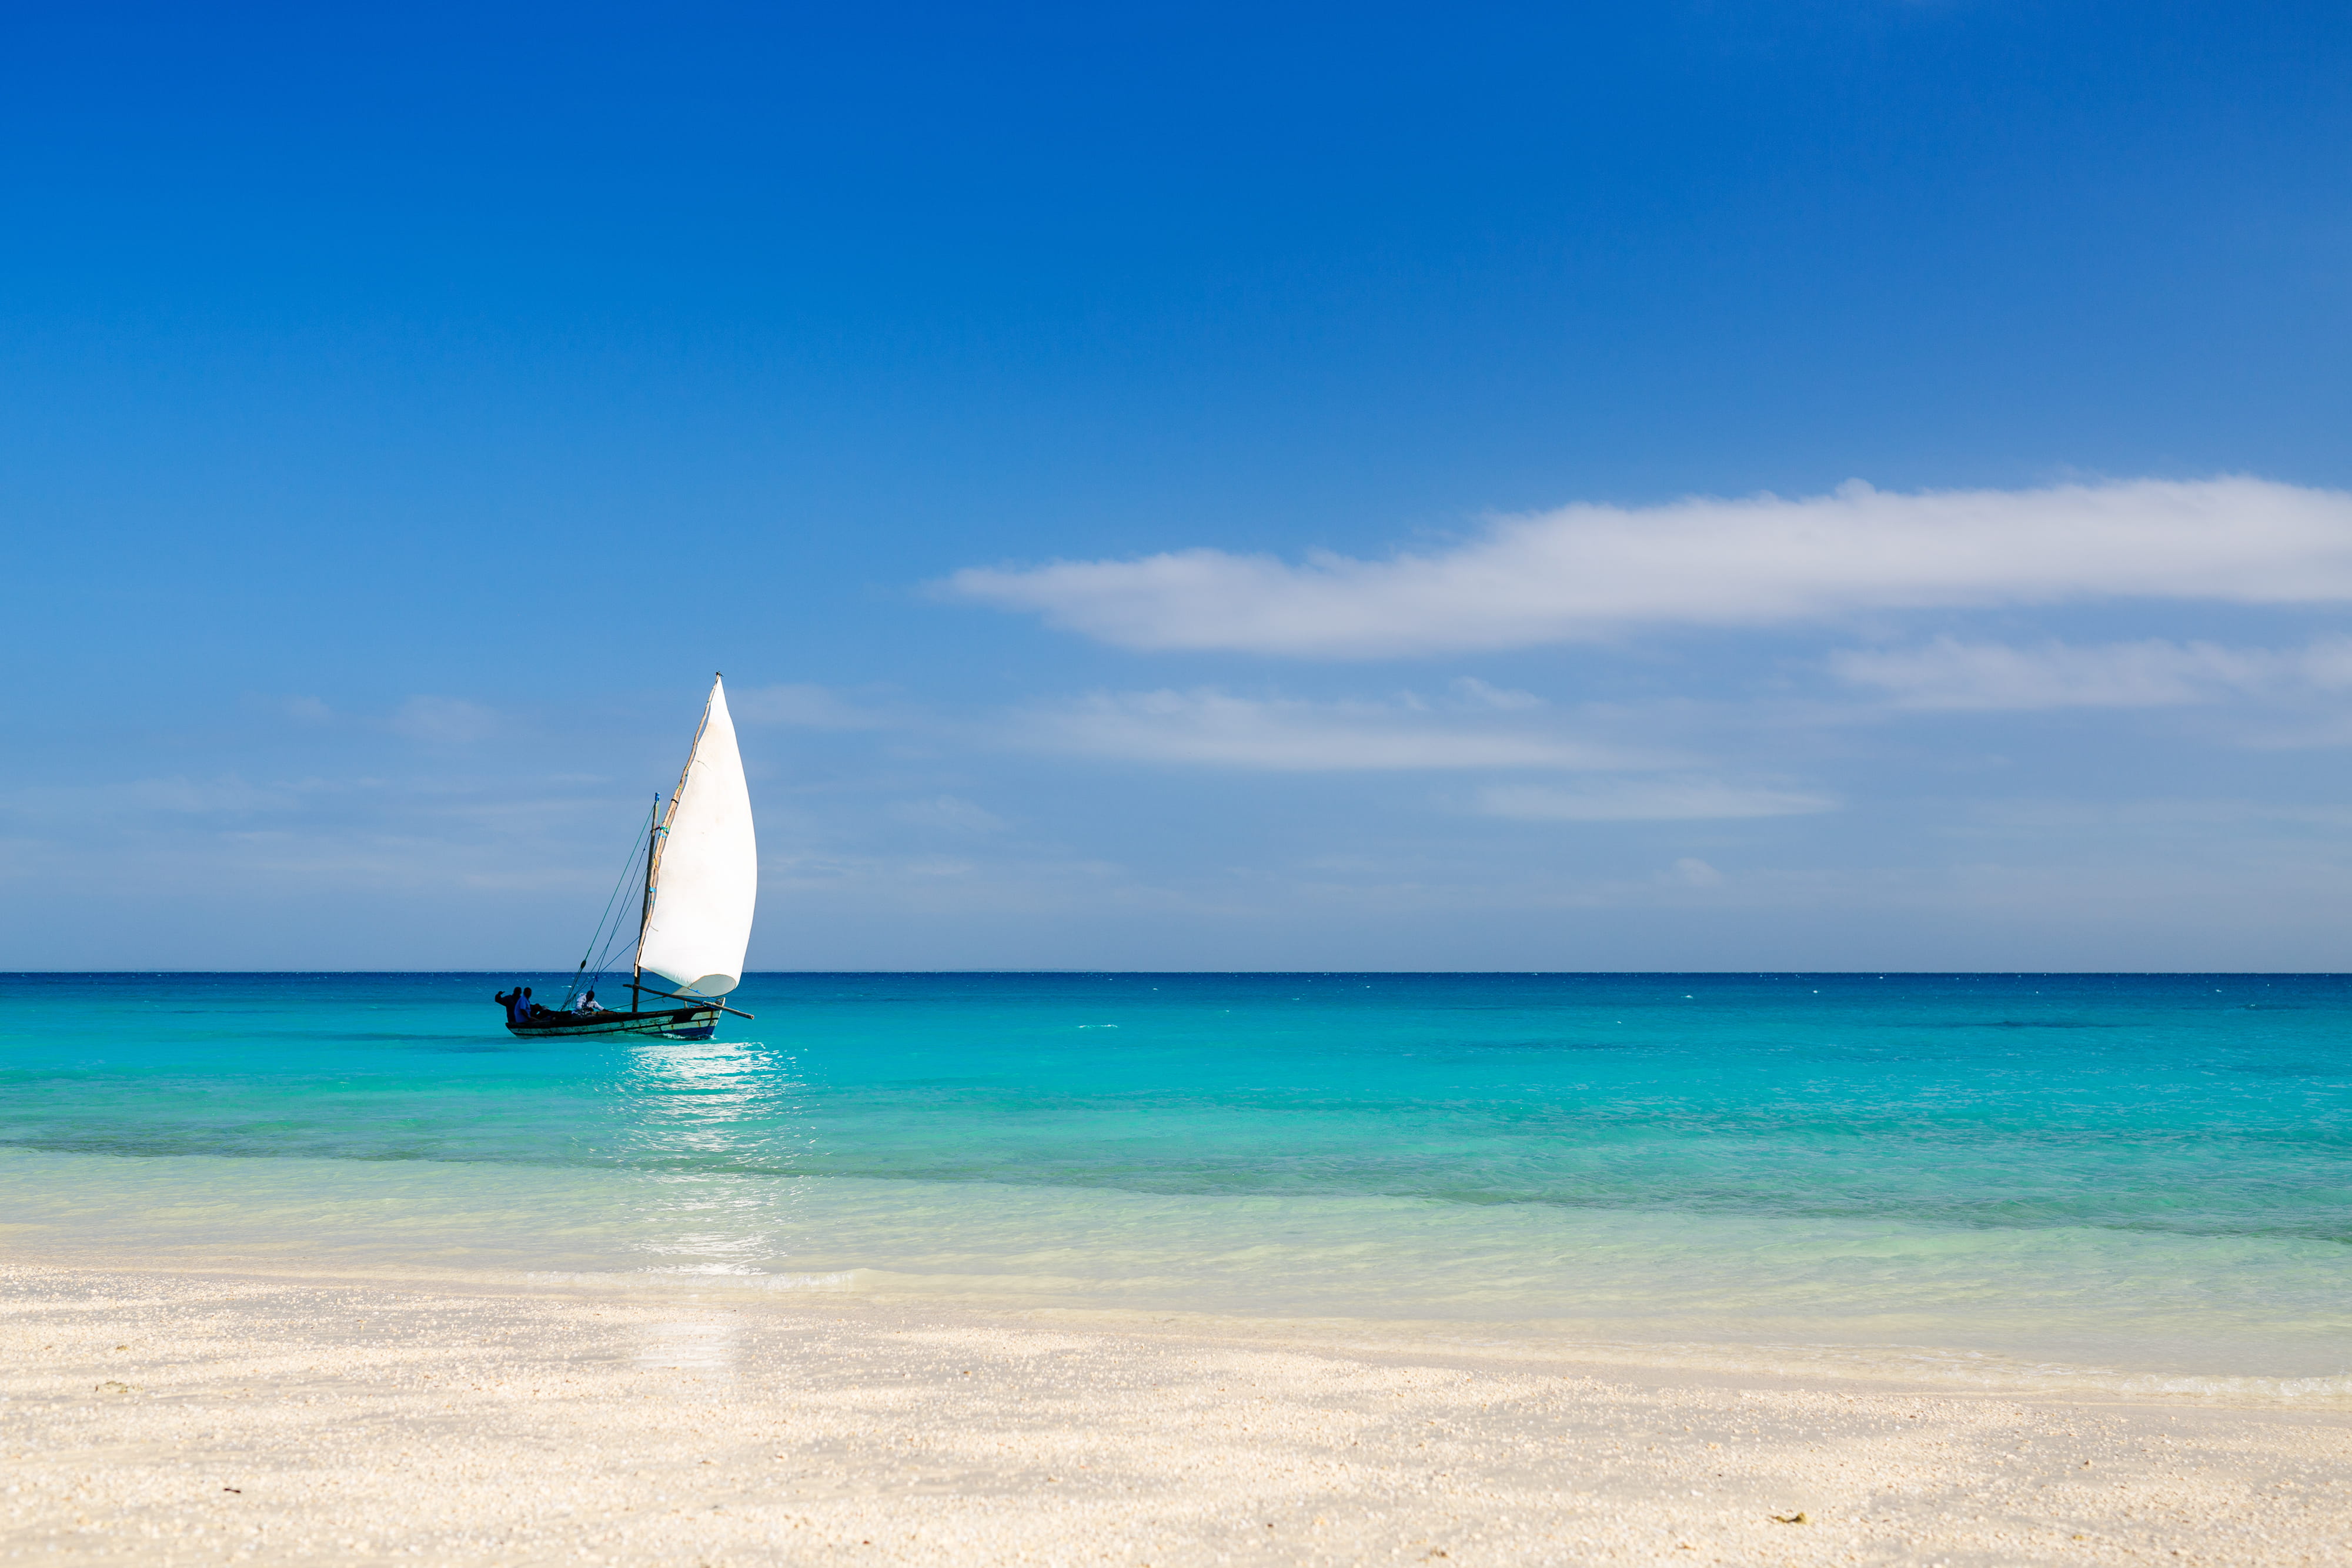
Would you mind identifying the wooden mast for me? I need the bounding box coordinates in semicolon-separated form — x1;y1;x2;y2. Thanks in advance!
632;793;657;1014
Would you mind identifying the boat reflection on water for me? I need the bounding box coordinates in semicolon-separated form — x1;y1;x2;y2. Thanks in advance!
607;1035;823;1277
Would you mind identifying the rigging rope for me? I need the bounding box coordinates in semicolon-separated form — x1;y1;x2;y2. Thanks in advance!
559;797;660;1009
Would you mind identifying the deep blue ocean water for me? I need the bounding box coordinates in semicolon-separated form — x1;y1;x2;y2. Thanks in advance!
5;972;2349;1393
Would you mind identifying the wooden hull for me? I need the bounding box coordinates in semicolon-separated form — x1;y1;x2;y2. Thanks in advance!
504;1006;720;1041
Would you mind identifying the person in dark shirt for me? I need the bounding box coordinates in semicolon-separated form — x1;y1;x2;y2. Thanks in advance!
495;987;522;1024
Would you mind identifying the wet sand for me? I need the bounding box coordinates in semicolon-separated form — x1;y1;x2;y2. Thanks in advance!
4;1263;2349;1566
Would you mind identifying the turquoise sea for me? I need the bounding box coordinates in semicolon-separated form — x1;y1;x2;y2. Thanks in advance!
5;972;2350;1397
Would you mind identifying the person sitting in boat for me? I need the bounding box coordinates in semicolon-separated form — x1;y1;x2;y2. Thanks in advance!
522;986;550;1020
496;987;524;1025
576;991;607;1014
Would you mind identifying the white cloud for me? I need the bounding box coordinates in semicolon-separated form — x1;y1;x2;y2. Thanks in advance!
1475;780;1839;821
731;683;898;728
1832;636;2352;710
1017;688;1665;771
1662;857;1726;887
387;696;501;744
1449;676;1544;710
943;476;2352;657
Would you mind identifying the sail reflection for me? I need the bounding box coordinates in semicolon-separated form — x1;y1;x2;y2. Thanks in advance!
611;1038;812;1164
606;1038;822;1275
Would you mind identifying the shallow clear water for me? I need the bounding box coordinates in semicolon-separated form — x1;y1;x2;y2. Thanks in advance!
4;972;2349;1393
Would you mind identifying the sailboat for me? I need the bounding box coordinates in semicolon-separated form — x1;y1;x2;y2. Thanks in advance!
500;674;758;1041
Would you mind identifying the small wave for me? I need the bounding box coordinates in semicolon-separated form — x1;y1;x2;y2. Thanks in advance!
523;1268;864;1292
729;1270;862;1292
1330;1332;2352;1405
2112;1370;2352;1400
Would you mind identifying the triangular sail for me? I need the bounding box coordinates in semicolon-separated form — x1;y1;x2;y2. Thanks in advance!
636;676;757;997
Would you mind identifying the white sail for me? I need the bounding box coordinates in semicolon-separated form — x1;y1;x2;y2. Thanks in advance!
637;676;757;997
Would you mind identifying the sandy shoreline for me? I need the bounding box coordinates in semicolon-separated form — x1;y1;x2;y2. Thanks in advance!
5;1263;2350;1566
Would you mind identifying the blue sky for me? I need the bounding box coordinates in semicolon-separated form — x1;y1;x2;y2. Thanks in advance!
7;1;2352;970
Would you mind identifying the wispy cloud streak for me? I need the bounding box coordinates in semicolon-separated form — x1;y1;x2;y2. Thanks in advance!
1476;780;1839;821
1833;636;2352;710
946;477;2352;657
1014;688;1666;771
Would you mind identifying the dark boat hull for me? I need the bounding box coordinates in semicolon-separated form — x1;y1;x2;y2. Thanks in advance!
504;1005;721;1041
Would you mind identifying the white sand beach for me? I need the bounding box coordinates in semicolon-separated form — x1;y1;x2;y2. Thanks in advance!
6;1263;2349;1566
